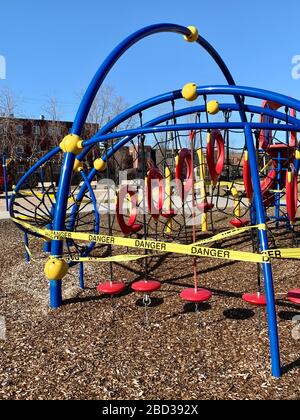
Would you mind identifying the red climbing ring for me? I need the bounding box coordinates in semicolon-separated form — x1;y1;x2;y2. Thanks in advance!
131;280;161;293
286;169;298;224
242;293;267;306
287;289;300;304
175;148;193;200
147;168;164;220
206;130;225;185
259;101;297;150
116;185;143;235
180;288;212;303
97;281;126;295
190;130;196;142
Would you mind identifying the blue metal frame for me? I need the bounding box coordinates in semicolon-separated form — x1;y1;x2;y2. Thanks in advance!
70;23;240;136
10;24;300;378
68;103;299;259
244;124;281;378
82;122;299;148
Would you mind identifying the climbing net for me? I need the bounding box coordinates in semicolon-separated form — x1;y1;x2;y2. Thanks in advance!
10;93;300;262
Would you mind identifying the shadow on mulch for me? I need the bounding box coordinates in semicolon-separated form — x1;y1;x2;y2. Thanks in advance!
223;308;255;320
62;294;105;306
278;310;300;321
183;302;211;313
135;297;164;308
282;357;300;375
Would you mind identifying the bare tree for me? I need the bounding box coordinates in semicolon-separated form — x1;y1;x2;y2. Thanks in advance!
80;84;136;136
78;84;137;168
42;96;62;122
0;88;25;160
0;87;18;117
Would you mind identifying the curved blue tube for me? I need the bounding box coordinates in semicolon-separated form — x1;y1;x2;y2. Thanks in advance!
194;85;300;112
82;122;300;148
103;105;300;160
71;23;239;136
10;147;61;218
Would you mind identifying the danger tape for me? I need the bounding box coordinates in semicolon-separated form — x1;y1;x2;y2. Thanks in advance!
11;217;270;264
65;254;149;263
12;217;300;264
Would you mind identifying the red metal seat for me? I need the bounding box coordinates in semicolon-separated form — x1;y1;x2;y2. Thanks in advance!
131;280;161;293
97;281;126;295
161;209;176;219
180;288;212;303
197;202;215;213
242;293;267;306
287;289;300;305
230;218;250;228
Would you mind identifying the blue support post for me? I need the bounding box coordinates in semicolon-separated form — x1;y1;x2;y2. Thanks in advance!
244;124;281;378
79;262;84;290
2;153;9;212
43;232;51;253
275;150;281;229
50;152;76;309
24;232;30;263
40;165;45;194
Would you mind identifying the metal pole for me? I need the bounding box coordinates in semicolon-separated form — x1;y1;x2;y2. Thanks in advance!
40;165;45;194
140;136;149;282
3;153;9;212
105;143;114;287
79;262;84;289
244;124;281;378
50;152;76;309
190;133;198;292
24;232;30;263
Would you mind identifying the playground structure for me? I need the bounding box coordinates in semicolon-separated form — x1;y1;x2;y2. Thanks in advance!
8;24;300;379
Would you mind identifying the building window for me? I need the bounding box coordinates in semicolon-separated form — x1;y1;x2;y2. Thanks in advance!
53;165;61;174
48;126;61;137
16;124;23;135
32;125;41;136
0;125;7;135
16;144;24;154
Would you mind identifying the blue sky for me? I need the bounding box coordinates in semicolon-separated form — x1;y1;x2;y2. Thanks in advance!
0;0;300;121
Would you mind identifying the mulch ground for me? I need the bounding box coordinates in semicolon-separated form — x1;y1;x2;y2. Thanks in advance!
0;219;299;400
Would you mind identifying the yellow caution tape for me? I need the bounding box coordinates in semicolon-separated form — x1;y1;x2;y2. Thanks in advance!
13;217;300;264
65;254;149;263
264;249;300;260
11;217;268;264
195;224;266;246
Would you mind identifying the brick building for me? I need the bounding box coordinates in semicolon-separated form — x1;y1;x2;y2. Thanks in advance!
0;116;98;186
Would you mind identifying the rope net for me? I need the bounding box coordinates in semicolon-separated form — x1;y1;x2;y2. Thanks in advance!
10;95;299;260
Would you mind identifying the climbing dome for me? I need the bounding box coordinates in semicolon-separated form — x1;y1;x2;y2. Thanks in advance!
10;24;300;378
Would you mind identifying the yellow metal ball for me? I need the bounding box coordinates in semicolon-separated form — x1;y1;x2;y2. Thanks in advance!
44;258;69;281
73;159;83;172
94;158;107;172
207;100;220;115
184;26;199;43
182;83;198;102
60;134;83;155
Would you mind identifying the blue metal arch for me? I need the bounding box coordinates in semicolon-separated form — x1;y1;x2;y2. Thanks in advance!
16;23;300;380
71;23;240;136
